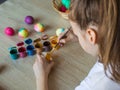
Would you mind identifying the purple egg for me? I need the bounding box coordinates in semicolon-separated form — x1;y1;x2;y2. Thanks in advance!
24;16;34;24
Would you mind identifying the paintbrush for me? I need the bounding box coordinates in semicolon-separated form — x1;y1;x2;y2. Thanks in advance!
45;27;72;61
50;26;72;54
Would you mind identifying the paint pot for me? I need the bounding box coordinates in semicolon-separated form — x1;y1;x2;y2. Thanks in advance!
18;47;27;58
34;38;41;44
34;43;42;54
50;39;60;50
17;41;24;46
41;34;49;40
26;45;35;56
9;48;18;60
49;35;58;41
43;41;52;52
24;38;32;44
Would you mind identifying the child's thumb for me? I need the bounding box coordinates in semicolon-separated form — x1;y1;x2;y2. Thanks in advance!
47;61;54;74
59;39;66;44
48;61;54;69
36;54;43;63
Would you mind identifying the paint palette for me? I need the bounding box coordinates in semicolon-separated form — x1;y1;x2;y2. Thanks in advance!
8;34;60;61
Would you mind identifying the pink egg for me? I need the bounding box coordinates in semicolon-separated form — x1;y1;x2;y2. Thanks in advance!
4;27;15;36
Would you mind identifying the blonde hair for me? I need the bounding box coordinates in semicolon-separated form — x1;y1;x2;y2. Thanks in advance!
69;0;120;83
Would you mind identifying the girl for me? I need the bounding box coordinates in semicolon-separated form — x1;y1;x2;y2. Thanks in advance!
33;0;120;90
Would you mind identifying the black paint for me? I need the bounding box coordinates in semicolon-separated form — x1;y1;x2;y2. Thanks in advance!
0;0;7;4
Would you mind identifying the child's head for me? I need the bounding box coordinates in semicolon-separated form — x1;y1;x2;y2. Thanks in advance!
68;0;120;82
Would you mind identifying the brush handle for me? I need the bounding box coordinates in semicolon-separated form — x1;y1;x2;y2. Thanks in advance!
59;27;71;40
51;27;72;52
48;27;72;58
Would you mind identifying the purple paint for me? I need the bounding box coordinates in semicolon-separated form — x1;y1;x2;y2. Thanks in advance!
43;41;52;52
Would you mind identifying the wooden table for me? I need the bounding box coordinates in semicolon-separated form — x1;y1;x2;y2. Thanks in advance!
0;0;96;90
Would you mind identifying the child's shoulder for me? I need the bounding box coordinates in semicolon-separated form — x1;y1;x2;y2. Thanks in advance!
75;61;120;90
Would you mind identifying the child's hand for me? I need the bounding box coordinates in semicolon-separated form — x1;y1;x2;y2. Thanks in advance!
58;28;78;44
33;54;54;79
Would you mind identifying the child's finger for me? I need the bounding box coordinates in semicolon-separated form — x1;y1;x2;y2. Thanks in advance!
58;33;65;41
58;35;66;44
36;54;43;63
48;61;54;69
33;59;37;68
59;39;66;44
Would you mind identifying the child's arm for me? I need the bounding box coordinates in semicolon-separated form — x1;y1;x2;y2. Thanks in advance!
33;54;54;90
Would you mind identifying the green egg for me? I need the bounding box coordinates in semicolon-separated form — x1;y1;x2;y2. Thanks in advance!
61;0;71;9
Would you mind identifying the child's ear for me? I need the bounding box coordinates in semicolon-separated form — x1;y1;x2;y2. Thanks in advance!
86;28;97;44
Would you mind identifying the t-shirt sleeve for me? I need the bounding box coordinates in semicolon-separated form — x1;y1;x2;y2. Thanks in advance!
75;61;104;90
75;80;91;90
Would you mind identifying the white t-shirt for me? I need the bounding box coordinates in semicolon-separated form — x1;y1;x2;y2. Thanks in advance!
75;61;120;90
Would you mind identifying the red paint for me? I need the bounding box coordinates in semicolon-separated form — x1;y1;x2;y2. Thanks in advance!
17;42;24;46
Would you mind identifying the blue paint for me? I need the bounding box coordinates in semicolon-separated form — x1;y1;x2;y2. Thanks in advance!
9;49;18;60
8;47;17;51
25;38;32;45
26;45;35;56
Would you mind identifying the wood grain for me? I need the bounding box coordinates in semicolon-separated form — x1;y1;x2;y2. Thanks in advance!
0;0;96;90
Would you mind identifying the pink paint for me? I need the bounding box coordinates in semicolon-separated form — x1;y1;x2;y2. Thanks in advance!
18;47;27;58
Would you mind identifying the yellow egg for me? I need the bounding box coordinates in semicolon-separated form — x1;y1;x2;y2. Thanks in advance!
34;23;45;32
18;28;29;38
